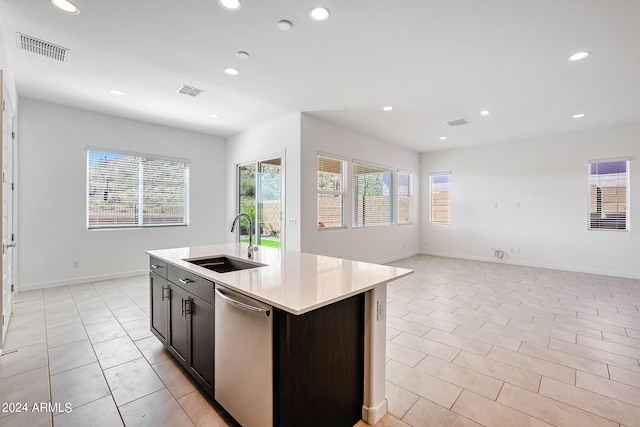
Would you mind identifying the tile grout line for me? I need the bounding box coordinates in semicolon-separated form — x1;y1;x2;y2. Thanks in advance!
84;280;125;426
42;289;55;427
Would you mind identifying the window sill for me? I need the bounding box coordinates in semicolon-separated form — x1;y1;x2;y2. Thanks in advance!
88;224;188;230
317;226;347;231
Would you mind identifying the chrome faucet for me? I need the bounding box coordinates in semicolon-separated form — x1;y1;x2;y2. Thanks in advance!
231;213;256;258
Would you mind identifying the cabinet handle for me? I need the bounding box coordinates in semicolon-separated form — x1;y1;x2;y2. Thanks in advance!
185;299;192;316
161;286;169;301
181;298;185;316
151;264;164;269
178;278;194;285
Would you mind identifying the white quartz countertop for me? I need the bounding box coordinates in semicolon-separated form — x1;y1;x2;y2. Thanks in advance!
147;243;413;315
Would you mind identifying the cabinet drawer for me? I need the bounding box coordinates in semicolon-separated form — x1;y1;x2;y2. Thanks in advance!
149;257;168;279
168;266;214;304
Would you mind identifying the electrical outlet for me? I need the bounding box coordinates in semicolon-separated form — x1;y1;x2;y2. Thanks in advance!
72;261;79;268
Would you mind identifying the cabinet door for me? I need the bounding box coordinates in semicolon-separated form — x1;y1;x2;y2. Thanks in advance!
188;294;214;395
149;272;169;346
167;282;189;368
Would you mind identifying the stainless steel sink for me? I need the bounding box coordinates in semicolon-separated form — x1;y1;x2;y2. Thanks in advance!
185;256;264;273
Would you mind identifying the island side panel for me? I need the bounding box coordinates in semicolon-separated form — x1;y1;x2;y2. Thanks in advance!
362;283;388;425
274;293;364;427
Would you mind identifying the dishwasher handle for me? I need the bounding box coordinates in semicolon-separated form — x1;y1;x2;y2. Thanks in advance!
215;288;270;317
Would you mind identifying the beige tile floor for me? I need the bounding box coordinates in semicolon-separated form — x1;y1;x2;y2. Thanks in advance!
1;255;639;426
0;275;237;427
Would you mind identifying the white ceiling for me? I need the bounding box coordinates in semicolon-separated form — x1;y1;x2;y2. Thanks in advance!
1;0;639;153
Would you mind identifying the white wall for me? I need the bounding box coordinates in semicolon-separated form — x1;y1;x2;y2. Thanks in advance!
421;122;640;278
225;113;302;251
18;98;226;290
300;114;421;263
0;15;18;112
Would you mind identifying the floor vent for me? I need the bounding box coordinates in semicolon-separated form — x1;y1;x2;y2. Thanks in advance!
177;85;204;97
16;33;69;62
446;118;470;127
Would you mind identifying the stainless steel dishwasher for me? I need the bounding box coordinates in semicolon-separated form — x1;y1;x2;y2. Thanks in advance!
214;284;273;427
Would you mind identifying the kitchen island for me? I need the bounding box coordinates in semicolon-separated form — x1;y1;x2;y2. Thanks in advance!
147;243;413;427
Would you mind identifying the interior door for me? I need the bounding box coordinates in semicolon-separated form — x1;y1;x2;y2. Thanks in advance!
1;72;16;347
238;157;282;249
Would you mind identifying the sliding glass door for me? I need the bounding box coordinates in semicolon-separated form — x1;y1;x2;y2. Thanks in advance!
238;157;282;248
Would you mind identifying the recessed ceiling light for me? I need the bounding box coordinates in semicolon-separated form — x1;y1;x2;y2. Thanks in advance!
277;20;293;31
51;0;79;14
224;67;239;76
569;51;590;61
109;90;125;96
382;106;393;112
439;136;447;140
480;109;491;116
209;114;220;119
573;113;586;118
235;51;249;59
310;6;330;21
218;0;241;11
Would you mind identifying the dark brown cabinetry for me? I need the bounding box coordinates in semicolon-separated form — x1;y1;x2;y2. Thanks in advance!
274;293;364;427
151;259;215;396
167;281;189;366
187;294;215;394
149;258;169;346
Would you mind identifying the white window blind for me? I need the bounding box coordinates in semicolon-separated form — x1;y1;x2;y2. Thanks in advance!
397;172;412;224
87;150;188;228
317;155;346;228
430;173;450;224
352;162;393;227
588;159;629;230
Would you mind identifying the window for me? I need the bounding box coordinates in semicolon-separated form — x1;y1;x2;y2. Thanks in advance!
397;172;413;224
430;173;450;224
588;159;629;230
352;162;393;227
317;155;346;228
87;150;189;228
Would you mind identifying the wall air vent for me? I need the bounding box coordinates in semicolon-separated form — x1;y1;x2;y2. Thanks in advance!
446;118;470;127
177;85;204;97
16;33;69;62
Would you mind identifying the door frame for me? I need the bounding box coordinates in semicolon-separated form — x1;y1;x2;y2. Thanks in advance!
1;71;17;355
235;151;285;251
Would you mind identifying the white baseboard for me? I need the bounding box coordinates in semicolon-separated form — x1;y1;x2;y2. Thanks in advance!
18;270;148;292
377;251;420;265
420;250;640;280
361;397;388;425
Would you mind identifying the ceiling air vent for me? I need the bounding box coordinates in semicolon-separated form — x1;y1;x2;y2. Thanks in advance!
446;118;470;127
16;33;69;62
177;85;204;97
